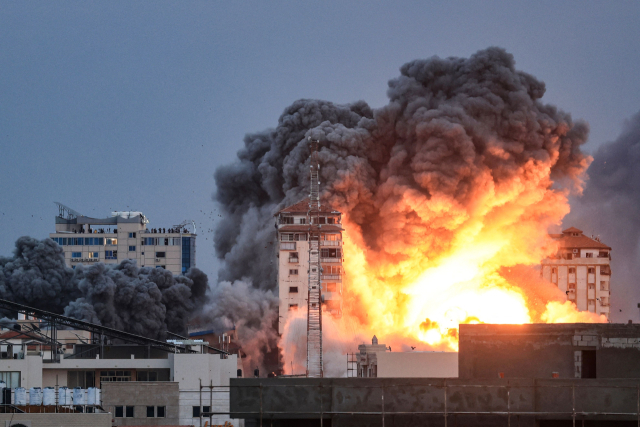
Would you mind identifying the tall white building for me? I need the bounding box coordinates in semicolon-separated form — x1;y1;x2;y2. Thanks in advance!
275;199;344;334
49;203;196;276
541;227;611;319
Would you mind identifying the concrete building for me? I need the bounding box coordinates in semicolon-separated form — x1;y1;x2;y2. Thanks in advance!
275;199;344;334
0;299;240;427
230;323;640;426
355;336;458;378
50;202;196;275
541;227;611;318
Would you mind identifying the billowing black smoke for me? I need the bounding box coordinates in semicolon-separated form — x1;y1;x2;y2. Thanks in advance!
213;47;590;368
565;111;640;321
0;236;207;338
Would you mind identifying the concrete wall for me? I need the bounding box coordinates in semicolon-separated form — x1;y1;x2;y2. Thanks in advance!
0;355;42;389
0;413;112;427
230;377;640;426
376;351;458;378
102;381;179;426
459;324;640;380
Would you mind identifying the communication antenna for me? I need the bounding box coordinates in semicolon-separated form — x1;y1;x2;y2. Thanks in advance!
306;137;323;378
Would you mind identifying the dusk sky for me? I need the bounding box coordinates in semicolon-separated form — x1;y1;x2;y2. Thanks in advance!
2;1;639;283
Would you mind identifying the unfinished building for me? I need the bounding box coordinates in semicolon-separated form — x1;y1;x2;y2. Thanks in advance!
230;323;640;426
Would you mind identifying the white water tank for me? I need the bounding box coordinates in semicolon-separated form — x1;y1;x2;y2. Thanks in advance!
14;387;27;405
43;387;56;405
58;387;72;405
72;387;85;405
29;387;43;405
87;387;100;405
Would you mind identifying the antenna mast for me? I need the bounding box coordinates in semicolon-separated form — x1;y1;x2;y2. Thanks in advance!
306;137;323;378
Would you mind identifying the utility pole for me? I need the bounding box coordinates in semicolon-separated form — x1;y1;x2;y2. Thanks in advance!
306;137;323;378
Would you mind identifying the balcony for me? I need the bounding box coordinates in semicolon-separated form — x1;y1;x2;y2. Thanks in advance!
320;240;341;247
321;274;342;281
321;257;341;263
288;257;299;263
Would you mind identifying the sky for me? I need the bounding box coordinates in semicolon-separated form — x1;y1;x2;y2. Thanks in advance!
1;1;639;286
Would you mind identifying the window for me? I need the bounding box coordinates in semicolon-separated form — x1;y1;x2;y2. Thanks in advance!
569;267;576;274
100;370;132;382
157;406;165;417
147;406;155;417
295;233;307;241
68;371;95;388
193;406;210;417
129;246;136;252
106;238;117;245
281;233;295;241
585;253;593;258
289;286;298;293
126;406;134;417
601;265;611;275
588;267;595;274
156;265;165;269
155;252;165;258
327;217;335;224
288;252;299;262
599;251;609;258
289;269;298;275
115;406;124;417
327;283;337;292
601;281;608;291
299;218;306;224
129;232;136;238
281;242;296;250
321;248;341;258
89;252;99;259
0;372;20;388
137;371;159;381
105;250;117;260
72;252;81;258
324;265;342;275
568;283;576;289
551;267;557;274
289;304;298;310
588;284;595;290
318;217;326;224
280;216;294;224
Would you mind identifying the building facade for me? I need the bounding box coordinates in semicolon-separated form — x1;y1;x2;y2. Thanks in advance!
49;203;196;276
541;227;611;319
275;199;344;335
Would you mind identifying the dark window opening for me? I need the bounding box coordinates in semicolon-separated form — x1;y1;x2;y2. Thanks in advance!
289;286;298;293
582;350;597;378
156;252;165;258
157;406;165;417
147;406;155;417
115;406;123;417
125;406;134;417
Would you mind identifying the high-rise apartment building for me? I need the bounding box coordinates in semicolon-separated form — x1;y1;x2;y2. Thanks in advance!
541;227;611;319
49;203;196;276
275;199;344;334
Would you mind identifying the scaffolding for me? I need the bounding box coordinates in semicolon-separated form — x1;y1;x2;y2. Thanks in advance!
306;137;323;378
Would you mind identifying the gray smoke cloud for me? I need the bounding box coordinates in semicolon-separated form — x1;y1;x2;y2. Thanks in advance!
213;47;590;363
565;111;640;322
0;236;207;338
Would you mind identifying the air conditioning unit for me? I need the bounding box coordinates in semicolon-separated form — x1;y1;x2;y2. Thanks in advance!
155;258;161;262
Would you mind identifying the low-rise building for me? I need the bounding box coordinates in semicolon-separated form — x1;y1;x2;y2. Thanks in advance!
50;202;196;275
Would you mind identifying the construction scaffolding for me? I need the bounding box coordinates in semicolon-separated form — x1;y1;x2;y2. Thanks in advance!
306;137;323;378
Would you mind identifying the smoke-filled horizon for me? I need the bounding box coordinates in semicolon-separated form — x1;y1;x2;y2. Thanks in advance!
0;236;207;338
213;47;608;375
565;111;640;322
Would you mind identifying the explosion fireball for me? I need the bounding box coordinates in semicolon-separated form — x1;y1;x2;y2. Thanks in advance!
213;47;608;373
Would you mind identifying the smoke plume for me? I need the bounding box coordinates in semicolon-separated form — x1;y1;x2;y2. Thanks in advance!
214;46;598;370
0;236;207;338
565;111;640;322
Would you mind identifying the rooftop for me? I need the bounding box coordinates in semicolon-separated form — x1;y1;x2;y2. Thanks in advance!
277;198;341;215
549;227;611;250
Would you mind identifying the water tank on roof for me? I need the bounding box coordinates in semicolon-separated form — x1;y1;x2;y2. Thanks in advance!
87;387;100;405
72;387;85;405
14;387;26;405
43;387;55;405
29;387;43;405
58;387;71;405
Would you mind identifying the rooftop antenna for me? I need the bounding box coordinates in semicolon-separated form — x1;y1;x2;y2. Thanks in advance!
306;137;323;378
